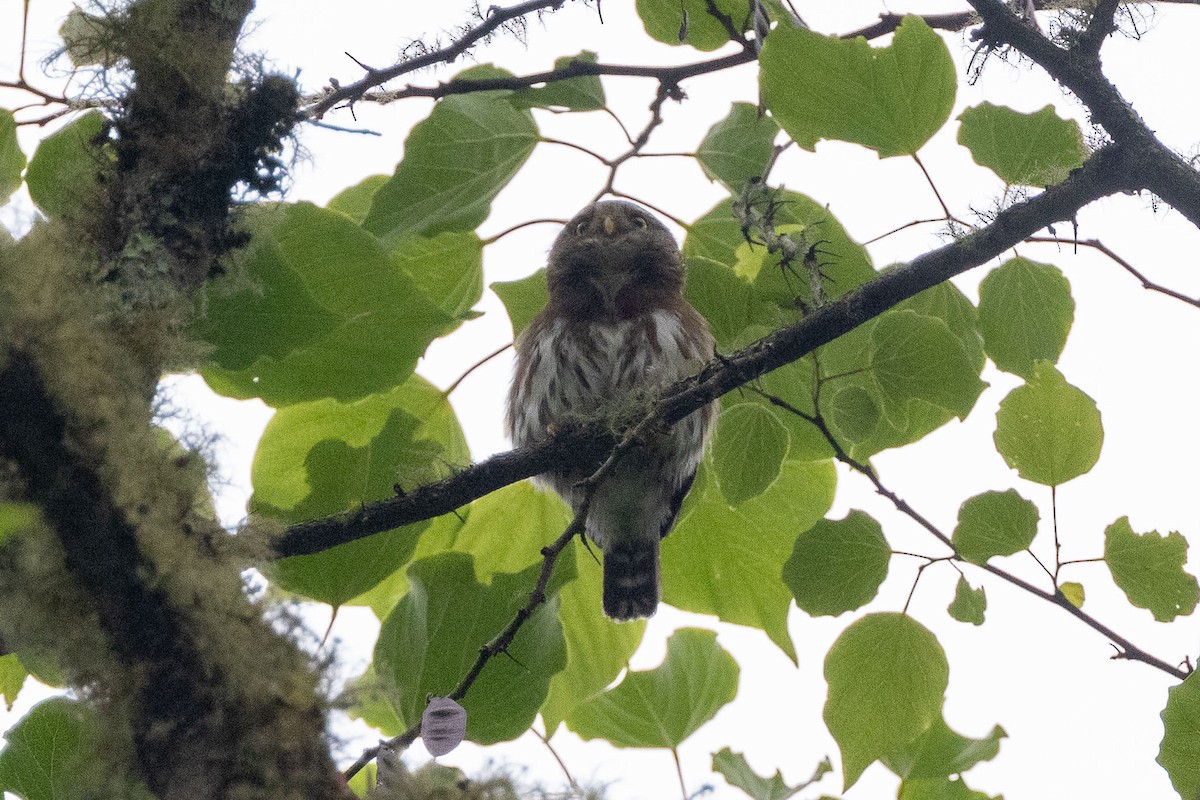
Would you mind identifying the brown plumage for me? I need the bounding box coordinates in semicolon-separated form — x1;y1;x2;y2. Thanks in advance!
506;201;717;620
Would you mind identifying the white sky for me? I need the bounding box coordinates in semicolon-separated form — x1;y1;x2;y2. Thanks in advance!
5;2;1200;799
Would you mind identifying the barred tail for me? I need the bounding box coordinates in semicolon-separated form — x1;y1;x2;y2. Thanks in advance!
602;541;660;621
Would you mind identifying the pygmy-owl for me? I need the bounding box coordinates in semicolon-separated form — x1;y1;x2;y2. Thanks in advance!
506;201;717;620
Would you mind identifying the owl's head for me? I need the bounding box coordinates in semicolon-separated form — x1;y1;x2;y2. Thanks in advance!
546;200;685;319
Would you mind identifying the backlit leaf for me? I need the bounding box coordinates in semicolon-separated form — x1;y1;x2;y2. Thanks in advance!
958;103;1087;186
951;489;1039;565
1105;516;1198;622
783;510;889;617
760;17;955;157
567;628;738;748
978;258;1074;378
993;362;1102;486
825;613;948;788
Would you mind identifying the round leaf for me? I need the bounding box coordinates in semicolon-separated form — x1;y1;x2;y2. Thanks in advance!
1160;670;1200;800
783;510;890;617
957;103;1088;186
23;111;107;220
870;310;986;424
713;402;790;505
993;363;1103;486
978;258;1074;378
697;102;780;191
1059;581;1085;609
760;16;956;157
951;489;1039;565
1104;516;1199;622
824;613;949;788
566;628;738;748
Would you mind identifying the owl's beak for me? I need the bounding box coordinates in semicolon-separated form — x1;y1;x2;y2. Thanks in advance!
602;214;616;236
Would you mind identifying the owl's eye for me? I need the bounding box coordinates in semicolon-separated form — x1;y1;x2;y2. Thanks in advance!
634;216;649;230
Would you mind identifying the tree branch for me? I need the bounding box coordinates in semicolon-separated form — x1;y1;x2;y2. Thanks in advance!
0;353;352;798
275;143;1140;559
969;0;1200;227
304;0;570;118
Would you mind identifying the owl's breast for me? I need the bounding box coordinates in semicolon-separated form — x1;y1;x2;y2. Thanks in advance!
507;308;710;448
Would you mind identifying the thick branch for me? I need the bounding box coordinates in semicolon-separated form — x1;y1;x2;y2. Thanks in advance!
969;0;1200;226
276;144;1139;558
0;354;350;799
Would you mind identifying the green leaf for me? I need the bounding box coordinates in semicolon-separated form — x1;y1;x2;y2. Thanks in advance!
666;460;836;661
977;257;1074;378
951;489;1039;565
392;231;483;321
512;51;605;110
362;86;537;243
870;310;986;424
194;203;452;405
827;386;880;445
783;510;889;617
327;174;388;224
1160;670;1200;800
567;628;738;747
760;17;956;157
374;553;567;744
897;280;985;374
0;110;25;204
947;577;986;625
449;481;571;578
712;749;832;800
492;269;547;340
252;376;467;606
899;776;1000;800
542;537;647;733
24;111;107;219
825;613;948;788
713;402;790;505
0;503;40;544
0;654;27;712
884;717;1006;781
819;287;983;461
685;256;779;350
636;0;752;51
697;103;780;191
1104;516;1199;622
0;698;105;800
1060;581;1085;608
683;194;876;305
993;362;1103;486
957;103;1088;186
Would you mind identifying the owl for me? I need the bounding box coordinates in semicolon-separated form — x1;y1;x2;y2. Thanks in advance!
506;201;718;620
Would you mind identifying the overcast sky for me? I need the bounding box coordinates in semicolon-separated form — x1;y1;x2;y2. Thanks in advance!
4;2;1200;799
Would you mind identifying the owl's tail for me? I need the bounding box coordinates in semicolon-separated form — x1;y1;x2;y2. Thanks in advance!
602;541;660;621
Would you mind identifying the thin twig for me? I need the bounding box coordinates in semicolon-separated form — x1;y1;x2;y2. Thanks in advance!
441;343;513;397
534;725;582;793
342;514;584;782
1024;236;1200;308
754;386;1188;681
305;0;570;117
